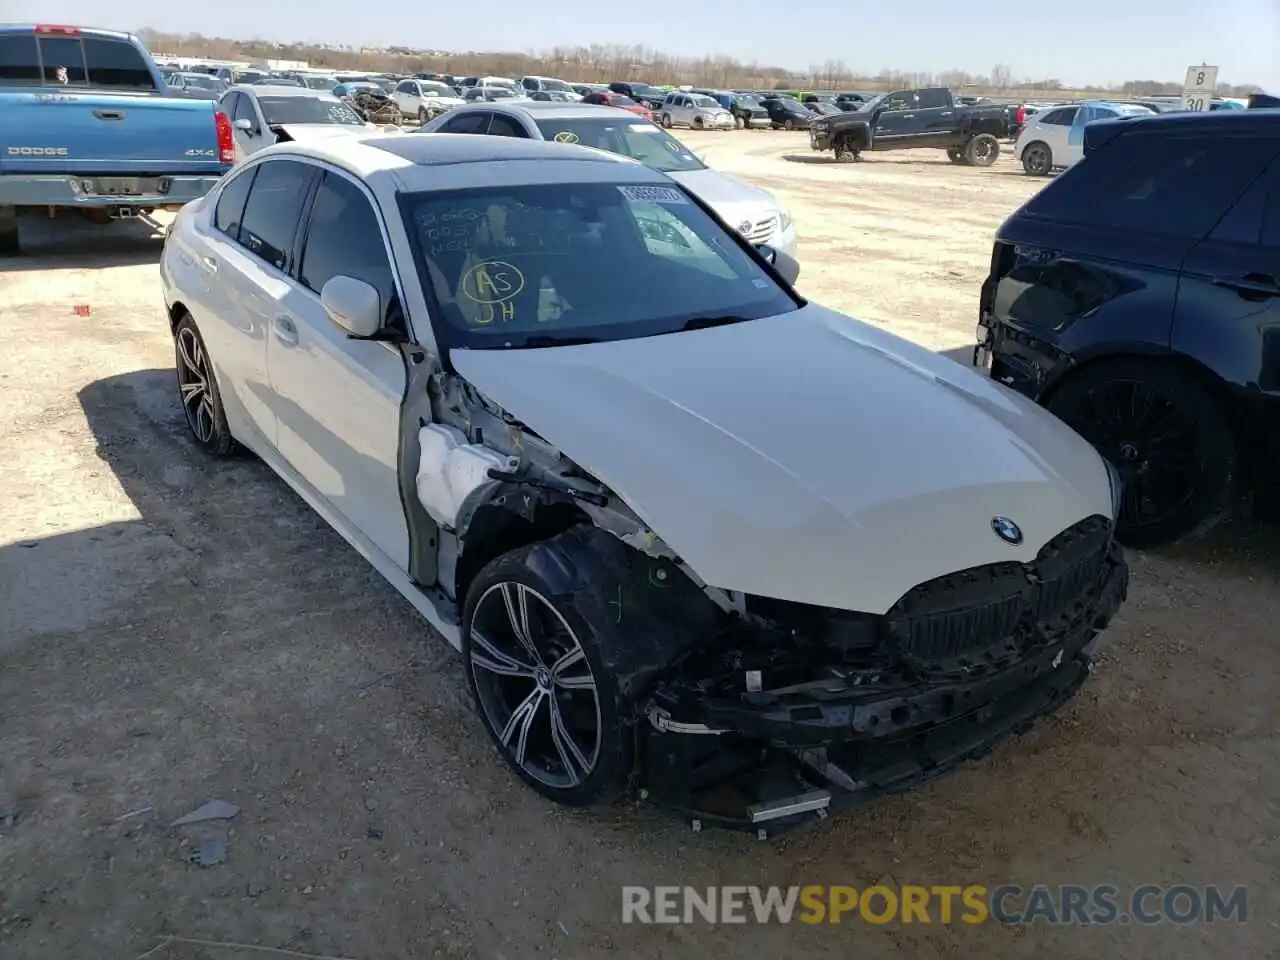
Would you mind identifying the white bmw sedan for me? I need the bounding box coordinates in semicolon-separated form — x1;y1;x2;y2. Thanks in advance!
160;134;1128;830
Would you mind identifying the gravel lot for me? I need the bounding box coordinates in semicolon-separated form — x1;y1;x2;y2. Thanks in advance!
1;130;1276;960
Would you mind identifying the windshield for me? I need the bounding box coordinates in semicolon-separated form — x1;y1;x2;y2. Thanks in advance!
690;95;718;108
302;75;338;89
420;81;454;96
538;79;573;92
259;95;365;126
531;118;704;173
402;182;795;349
178;74;220;89
629;84;663;97
737;95;762;109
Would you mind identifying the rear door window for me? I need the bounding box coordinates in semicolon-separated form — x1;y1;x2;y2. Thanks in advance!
1040;108;1078;125
439;111;491;134
1023;133;1280;239
235;159;317;272
916;89;950;108
486;114;528;138
0;34;41;83
214;167;257;240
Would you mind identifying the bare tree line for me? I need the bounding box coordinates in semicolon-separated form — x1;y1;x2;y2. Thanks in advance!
137;30;1263;97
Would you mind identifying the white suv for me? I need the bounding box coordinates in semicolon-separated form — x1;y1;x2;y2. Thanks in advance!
393;78;464;124
660;93;734;130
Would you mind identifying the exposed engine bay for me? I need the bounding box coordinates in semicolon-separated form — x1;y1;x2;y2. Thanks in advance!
411;362;1130;836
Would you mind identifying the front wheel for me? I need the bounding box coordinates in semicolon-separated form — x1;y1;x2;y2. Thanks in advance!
417;106;428;124
173;313;237;456
0;205;18;256
1046;360;1237;547
784;118;798;131
834;141;860;162
965;133;1000;166
660;113;672;128
462;537;634;806
946;147;968;164
1021;141;1052;176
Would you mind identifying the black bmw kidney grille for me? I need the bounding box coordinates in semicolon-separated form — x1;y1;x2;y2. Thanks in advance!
886;515;1113;670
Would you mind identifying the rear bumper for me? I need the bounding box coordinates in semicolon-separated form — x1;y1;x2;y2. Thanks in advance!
641;539;1128;833
0;173;224;209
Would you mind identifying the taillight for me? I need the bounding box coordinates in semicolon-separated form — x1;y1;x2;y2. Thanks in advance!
214;111;235;164
35;23;81;35
1016;105;1026;125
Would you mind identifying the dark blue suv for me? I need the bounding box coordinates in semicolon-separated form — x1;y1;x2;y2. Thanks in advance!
976;109;1280;547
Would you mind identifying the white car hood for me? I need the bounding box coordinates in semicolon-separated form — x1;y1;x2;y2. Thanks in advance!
274;123;375;141
426;96;464;106
449;305;1113;614
665;168;776;207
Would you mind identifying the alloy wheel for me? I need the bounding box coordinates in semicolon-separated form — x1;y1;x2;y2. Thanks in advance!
176;326;216;444
469;582;602;790
1059;379;1201;534
1024;144;1050;175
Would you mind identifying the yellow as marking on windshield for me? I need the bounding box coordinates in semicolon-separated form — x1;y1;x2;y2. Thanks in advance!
460;260;525;304
553;130;580;143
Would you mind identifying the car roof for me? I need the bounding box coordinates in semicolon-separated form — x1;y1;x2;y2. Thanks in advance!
1094;107;1280;135
466;102;648;122
233;84;339;98
252;133;671;194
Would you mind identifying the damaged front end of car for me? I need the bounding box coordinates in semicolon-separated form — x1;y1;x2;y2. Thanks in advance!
631;515;1129;836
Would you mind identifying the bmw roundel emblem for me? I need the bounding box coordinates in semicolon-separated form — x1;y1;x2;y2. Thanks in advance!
991;516;1023;545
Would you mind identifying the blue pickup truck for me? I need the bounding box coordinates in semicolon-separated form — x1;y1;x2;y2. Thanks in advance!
0;23;233;254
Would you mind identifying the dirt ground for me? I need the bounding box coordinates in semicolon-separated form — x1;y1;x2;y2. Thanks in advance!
1;131;1277;960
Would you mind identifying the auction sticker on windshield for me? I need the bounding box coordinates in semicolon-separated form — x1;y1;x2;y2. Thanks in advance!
618;185;688;205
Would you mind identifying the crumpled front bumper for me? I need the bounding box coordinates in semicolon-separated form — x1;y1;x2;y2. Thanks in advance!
639;541;1129;835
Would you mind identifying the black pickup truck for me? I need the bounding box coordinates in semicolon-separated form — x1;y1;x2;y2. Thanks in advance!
809;87;1010;165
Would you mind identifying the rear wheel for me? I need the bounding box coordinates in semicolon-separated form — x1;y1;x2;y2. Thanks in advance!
462;537;634;806
1021;141;1052;176
173;313;238;457
965;133;1000;166
1047;359;1237;547
946;147;968;164
417;106;428;124
0;205;18;256
784;117;798;131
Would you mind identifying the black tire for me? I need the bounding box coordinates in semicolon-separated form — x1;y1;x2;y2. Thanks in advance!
0;205;18;256
173;313;238;457
462;536;634;806
834;140;860;162
660;113;672;128
417;106;428;125
1021;141;1052;176
1046;359;1237;548
965;133;1000;166
692;115;704;130
734;114;744;129
946;147;968;164
784;118;798;131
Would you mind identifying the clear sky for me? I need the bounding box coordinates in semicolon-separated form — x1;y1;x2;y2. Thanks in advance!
8;0;1278;90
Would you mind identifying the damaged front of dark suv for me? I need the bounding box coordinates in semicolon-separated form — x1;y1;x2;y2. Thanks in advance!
638;515;1129;834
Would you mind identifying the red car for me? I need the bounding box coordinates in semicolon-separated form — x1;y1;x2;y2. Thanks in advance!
582;91;654;122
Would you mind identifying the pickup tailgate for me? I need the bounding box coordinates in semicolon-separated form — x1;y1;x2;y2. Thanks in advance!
0;91;225;175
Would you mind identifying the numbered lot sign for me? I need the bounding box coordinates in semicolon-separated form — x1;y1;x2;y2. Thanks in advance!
1181;65;1219;111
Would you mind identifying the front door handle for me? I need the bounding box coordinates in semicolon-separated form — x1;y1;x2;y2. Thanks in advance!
939;111;953;116
273;316;299;345
902;114;915;119
1213;273;1280;299
201;255;218;273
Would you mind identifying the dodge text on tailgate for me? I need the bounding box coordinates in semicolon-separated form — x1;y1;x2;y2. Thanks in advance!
0;23;234;254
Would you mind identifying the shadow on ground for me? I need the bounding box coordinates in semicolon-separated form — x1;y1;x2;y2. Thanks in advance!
0;212;165;271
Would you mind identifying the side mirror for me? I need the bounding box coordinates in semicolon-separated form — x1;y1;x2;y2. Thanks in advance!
321;276;384;338
755;244;800;286
233;117;254;131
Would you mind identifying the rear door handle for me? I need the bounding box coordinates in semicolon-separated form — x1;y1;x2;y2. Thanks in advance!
273;316;299;345
902;114;915;119
1213;273;1280;299
93;109;125;120
939;111;953;116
